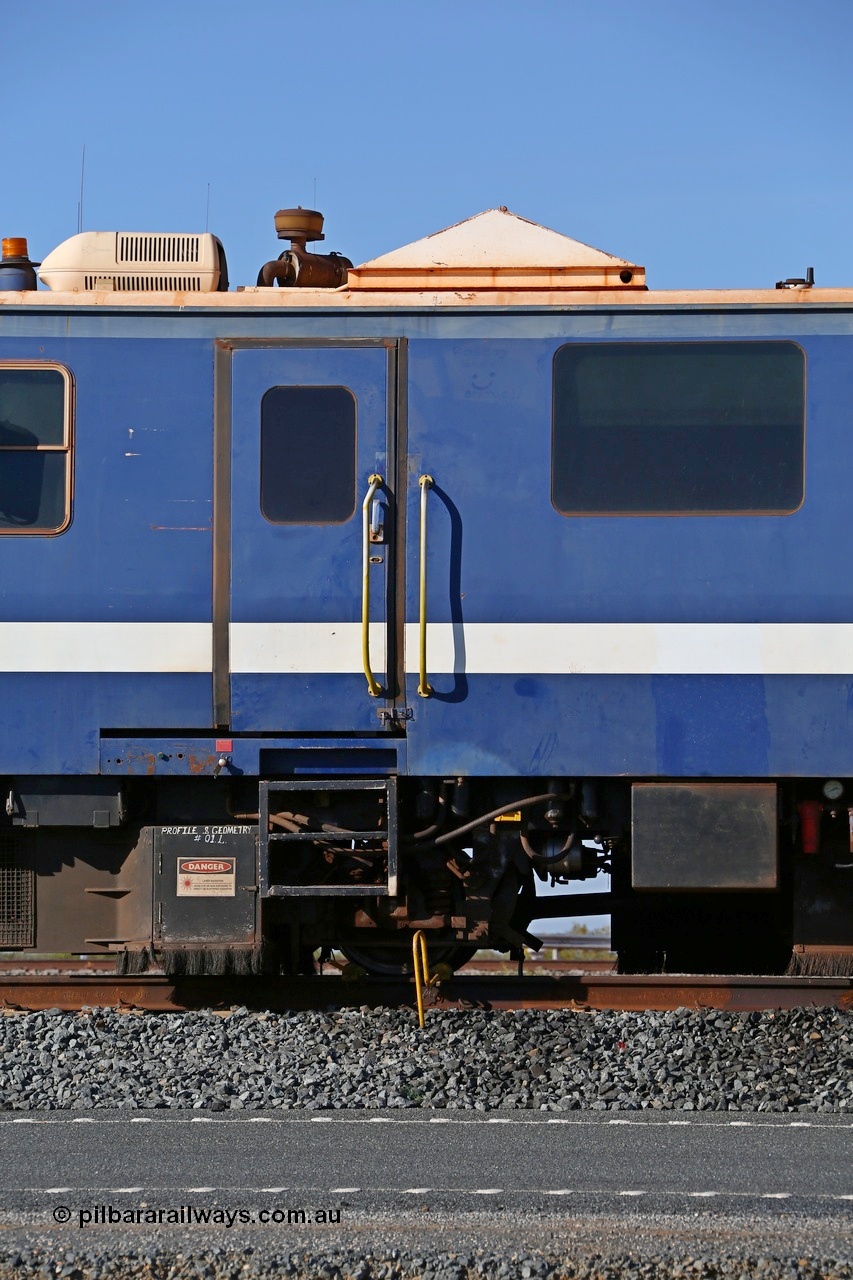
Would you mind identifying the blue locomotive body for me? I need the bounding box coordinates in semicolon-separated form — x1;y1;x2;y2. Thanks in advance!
0;209;850;973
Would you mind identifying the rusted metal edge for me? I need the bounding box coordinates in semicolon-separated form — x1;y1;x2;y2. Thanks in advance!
1;973;849;1014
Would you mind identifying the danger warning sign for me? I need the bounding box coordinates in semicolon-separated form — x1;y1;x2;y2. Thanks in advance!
176;857;236;897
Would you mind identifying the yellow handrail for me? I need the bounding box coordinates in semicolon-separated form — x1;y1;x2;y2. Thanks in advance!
412;928;433;1028
417;474;433;698
362;473;384;697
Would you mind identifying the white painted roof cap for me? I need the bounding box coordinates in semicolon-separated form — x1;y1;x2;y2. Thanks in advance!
347;208;644;291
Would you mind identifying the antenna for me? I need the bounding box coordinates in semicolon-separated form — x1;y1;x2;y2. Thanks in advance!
77;144;86;234
205;183;211;233
313;177;317;208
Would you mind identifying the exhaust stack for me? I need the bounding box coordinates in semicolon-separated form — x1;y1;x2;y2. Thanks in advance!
257;208;352;289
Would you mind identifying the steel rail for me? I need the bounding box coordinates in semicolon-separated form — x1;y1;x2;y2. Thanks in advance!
1;969;849;1014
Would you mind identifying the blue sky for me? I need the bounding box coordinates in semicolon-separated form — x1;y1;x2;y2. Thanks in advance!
3;0;851;292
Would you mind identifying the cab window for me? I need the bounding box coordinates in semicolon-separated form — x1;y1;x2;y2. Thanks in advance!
0;364;73;533
552;342;805;515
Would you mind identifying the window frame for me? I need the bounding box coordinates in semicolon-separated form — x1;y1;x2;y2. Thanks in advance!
0;361;74;536
550;339;806;518
259;383;358;527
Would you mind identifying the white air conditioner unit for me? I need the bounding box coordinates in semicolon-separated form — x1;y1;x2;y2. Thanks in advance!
38;231;225;292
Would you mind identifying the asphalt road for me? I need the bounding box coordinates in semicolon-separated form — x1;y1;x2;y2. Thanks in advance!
1;1111;850;1214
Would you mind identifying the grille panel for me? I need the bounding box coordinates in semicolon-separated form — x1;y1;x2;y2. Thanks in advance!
117;234;200;264
84;275;203;291
0;831;35;948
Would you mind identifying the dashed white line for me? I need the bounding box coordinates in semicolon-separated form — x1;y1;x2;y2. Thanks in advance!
11;1185;853;1201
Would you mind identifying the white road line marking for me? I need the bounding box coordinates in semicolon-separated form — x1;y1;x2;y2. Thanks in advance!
14;1186;851;1199
1;1115;850;1129
402;1188;432;1193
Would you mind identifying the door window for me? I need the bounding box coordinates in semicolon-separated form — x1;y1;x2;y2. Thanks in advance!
260;385;356;524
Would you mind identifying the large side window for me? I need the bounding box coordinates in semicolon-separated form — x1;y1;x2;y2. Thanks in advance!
260;385;356;524
552;342;805;515
0;364;73;533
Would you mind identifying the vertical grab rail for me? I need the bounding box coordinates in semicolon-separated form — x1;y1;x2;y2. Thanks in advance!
417;474;433;698
362;473;384;697
412;928;435;1029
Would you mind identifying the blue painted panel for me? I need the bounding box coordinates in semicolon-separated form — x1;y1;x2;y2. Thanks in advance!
404;674;853;779
230;674;386;735
405;327;853;777
0;336;213;619
0;674;211;773
0;335;215;768
230;347;390;732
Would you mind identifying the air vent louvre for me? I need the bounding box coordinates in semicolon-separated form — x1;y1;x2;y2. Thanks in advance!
117;234;200;264
0;831;35;948
84;275;203;291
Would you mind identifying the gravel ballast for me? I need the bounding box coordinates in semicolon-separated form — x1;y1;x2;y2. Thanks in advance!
1;1210;852;1280
0;1005;851;1112
2;1007;850;1279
